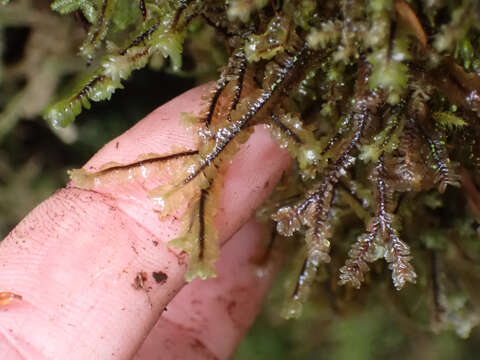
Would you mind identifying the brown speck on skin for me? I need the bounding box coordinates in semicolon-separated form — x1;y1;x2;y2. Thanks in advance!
132;271;148;290
132;272;153;308
176;250;188;266
115;141;119;149
152;271;168;285
0;292;22;306
152;240;159;247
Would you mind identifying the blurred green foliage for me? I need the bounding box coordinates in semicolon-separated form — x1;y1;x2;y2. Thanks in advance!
235;299;480;360
234;264;480;359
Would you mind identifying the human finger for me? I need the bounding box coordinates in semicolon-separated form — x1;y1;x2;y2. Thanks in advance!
0;84;289;359
134;219;280;360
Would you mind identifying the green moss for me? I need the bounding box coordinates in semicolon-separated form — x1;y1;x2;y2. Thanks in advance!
5;0;480;346
51;0;98;23
44;74;123;128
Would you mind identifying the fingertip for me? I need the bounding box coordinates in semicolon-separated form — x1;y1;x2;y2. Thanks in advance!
83;82;213;172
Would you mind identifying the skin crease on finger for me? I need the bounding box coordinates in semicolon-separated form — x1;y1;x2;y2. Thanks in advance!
0;84;290;359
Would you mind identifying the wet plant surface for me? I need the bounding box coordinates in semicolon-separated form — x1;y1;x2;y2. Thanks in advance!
4;0;480;356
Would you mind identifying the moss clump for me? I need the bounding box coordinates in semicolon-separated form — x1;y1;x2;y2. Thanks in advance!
5;0;480;339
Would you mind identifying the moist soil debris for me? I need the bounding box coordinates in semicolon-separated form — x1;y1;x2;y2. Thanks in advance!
152;271;168;285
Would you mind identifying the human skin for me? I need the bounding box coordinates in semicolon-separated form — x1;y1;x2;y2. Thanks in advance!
0;84;290;359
